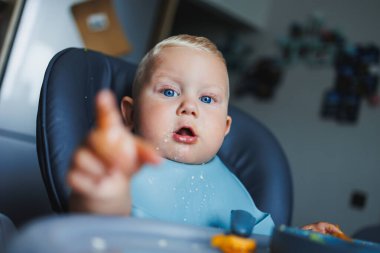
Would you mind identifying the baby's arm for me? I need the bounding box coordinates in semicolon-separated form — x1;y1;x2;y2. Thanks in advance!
67;90;161;215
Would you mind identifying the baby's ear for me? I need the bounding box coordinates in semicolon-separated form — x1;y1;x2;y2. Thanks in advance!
120;96;134;129
224;115;232;136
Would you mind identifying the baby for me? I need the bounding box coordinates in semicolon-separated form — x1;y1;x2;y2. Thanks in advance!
68;34;345;236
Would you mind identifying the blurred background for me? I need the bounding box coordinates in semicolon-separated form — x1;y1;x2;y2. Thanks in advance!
0;0;379;236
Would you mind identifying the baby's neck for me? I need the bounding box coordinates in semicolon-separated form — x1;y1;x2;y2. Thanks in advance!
164;156;217;166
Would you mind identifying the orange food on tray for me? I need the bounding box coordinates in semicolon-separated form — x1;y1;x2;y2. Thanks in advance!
211;234;256;253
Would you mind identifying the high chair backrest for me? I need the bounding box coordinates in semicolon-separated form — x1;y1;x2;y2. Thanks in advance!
0;213;16;253
36;48;293;226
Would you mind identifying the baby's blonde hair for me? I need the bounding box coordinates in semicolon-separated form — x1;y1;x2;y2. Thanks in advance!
132;34;226;98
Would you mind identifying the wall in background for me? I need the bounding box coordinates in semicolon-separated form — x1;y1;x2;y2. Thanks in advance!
231;0;380;235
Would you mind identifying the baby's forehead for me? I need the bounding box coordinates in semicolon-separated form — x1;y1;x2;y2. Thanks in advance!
158;47;227;81
153;46;227;76
156;45;224;62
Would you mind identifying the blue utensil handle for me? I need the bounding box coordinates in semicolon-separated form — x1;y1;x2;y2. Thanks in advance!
230;210;256;237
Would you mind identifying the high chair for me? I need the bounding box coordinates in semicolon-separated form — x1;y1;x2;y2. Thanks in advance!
36;48;293;226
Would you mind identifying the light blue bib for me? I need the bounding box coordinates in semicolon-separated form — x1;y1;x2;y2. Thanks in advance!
131;156;274;235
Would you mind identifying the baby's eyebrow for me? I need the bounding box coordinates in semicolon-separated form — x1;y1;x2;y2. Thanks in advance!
153;73;181;84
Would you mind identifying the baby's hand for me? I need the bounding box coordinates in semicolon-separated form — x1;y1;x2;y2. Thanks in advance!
302;222;351;241
67;90;161;215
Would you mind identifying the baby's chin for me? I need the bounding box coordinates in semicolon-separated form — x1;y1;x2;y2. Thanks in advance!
164;154;214;165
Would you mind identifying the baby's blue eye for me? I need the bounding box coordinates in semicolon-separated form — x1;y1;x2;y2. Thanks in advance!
200;96;214;104
162;89;179;97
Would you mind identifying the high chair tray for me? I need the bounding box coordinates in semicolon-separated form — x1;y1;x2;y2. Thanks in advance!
8;215;271;253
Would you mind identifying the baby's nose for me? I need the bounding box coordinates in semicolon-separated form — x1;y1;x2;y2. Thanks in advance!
177;99;198;117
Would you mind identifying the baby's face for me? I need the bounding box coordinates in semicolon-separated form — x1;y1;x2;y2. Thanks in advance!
133;46;231;164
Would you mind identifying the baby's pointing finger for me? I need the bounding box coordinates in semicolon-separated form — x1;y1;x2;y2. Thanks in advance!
67;169;98;196
71;148;107;178
110;136;161;177
135;137;162;165
96;90;123;130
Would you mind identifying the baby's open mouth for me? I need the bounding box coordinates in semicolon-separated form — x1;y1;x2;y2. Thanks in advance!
172;127;197;144
176;127;195;136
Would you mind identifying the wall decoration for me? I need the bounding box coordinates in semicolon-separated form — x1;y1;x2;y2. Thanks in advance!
236;57;283;100
71;0;132;56
321;44;379;123
279;13;345;66
236;13;379;124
